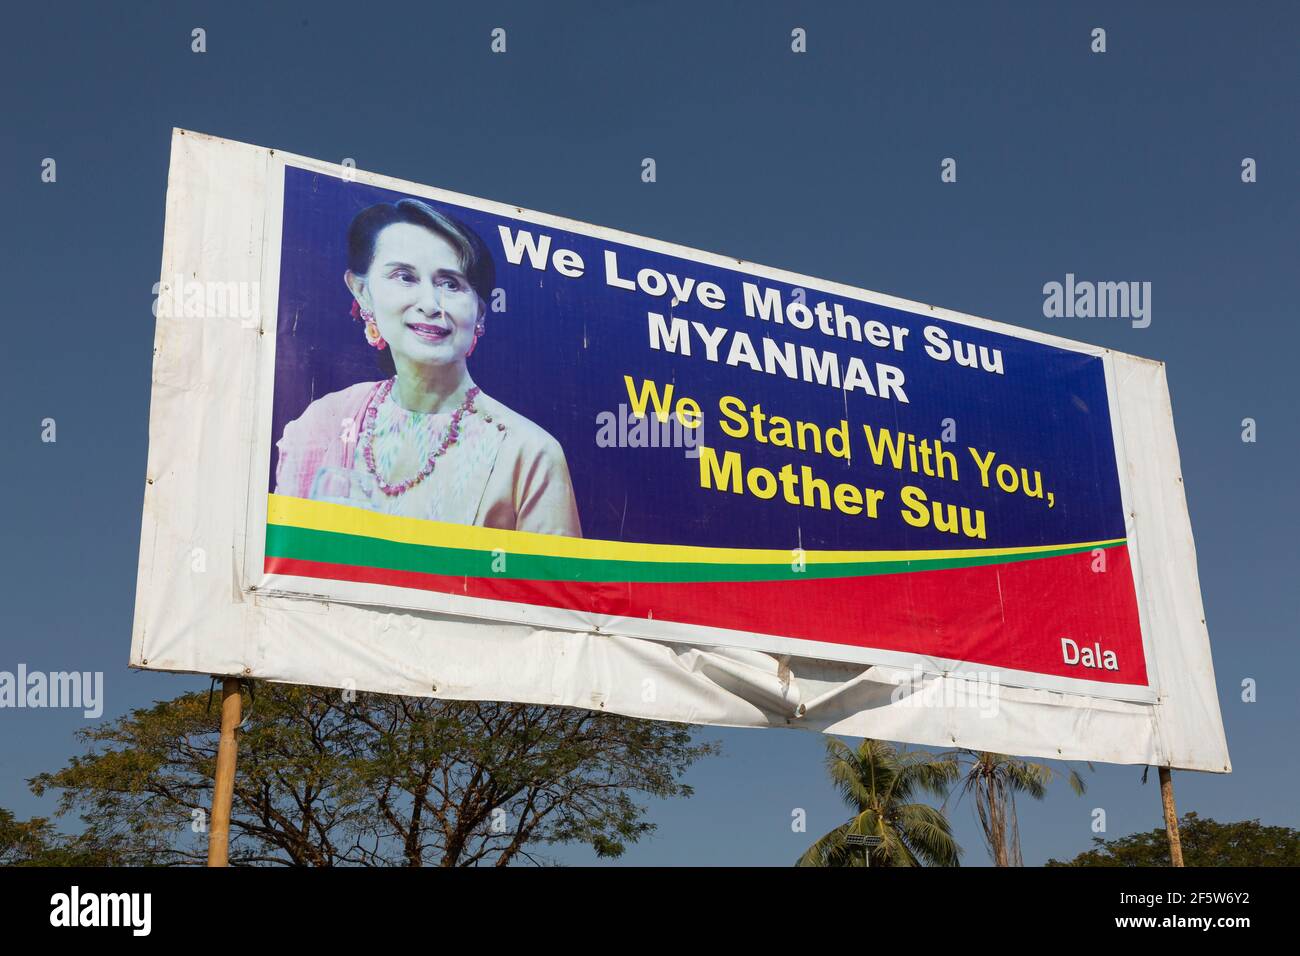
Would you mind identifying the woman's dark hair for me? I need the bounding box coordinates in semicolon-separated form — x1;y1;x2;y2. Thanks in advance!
347;198;496;376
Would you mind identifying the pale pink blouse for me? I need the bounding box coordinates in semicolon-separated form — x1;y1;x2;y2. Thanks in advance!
274;380;582;537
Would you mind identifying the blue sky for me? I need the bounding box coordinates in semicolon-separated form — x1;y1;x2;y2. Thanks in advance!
1;1;1296;865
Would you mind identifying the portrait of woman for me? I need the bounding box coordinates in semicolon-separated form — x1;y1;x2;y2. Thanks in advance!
273;197;582;537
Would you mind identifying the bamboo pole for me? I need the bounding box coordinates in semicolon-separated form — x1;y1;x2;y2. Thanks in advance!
206;678;242;867
1158;766;1184;867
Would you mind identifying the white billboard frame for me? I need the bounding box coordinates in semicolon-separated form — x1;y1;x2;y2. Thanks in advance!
130;129;1230;773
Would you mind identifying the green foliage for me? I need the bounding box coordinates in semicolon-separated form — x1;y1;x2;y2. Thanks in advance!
797;738;961;867
0;807;136;866
1046;812;1300;867
953;751;1088;866
27;683;717;866
0;807;56;865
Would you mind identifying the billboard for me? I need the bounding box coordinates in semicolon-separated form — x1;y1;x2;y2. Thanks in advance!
132;130;1230;772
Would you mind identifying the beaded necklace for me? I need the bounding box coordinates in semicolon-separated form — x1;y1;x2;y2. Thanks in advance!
361;378;481;497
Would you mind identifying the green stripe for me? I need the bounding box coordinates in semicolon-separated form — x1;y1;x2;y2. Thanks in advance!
265;524;1123;584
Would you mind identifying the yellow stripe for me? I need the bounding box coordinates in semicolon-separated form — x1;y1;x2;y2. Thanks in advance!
266;494;1123;565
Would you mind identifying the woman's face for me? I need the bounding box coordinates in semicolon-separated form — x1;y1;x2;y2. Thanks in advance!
354;222;482;369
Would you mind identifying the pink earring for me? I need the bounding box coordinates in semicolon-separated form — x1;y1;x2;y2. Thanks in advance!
466;319;486;358
351;301;387;351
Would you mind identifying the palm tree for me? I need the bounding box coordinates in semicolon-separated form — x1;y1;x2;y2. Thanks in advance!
951;751;1087;866
797;738;961;867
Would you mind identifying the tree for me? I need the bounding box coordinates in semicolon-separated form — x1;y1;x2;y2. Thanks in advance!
1046;812;1300;867
29;683;717;866
0;807;133;866
951;751;1087;866
0;808;57;866
797;738;961;867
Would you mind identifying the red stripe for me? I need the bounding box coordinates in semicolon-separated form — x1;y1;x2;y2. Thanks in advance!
265;548;1148;686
